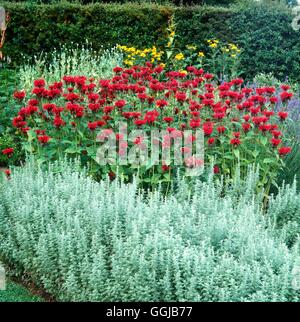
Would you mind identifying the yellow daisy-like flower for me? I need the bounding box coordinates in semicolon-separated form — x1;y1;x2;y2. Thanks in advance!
170;31;175;38
179;69;188;75
124;59;134;66
160;63;166;68
198;51;205;57
175;53;185;61
209;43;218;49
231;54;237;58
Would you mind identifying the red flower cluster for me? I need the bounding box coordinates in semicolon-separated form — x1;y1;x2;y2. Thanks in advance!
12;63;292;179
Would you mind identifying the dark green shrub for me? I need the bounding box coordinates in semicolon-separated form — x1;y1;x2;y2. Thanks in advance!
1;2;300;81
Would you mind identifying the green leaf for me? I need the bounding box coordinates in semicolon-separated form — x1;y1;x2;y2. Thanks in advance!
263;158;274;164
27;129;37;142
64;147;81;154
260;136;268;146
233;149;240;159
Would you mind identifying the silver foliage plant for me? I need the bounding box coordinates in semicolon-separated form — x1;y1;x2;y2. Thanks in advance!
18;42;123;91
0;160;300;302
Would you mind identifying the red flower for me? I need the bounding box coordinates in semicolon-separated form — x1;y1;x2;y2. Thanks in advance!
271;138;281;147
133;136;143;145
4;169;11;177
163;117;174;124
33;79;46;87
104;106;114;114
203;122;213;136
278;111;288;120
156;99;168;108
208;137;215;145
233;132;240;138
243;115;250;122
280;84;291;91
190;119;201;128
162;165;170;172
53;117;66;128
115;100;126;109
280;91;293;102
134;118;147;126
175;92;187;103
38;135;50;145
272;130;282;138
242;123;251;132
113;66;123;73
213;165;220;174
230;138;241;147
269;97;278;104
28;99;39;106
278;146;291;156
2;148;14;157
88;122;98;131
13;90;26;101
217;126;226;134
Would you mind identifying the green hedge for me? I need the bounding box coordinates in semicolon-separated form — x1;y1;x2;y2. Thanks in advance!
1;2;300;80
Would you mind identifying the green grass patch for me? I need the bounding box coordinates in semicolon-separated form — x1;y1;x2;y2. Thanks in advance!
0;280;42;302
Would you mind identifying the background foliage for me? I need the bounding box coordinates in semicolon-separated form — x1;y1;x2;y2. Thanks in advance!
1;2;300;81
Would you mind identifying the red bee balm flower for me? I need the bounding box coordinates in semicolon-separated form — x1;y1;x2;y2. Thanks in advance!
271;138;281;147
213;165;220;174
13;90;26;101
4;169;11;177
230;138;241;147
38;135;50;145
242;123;251;132
278;146;291;156
162;165;170;172
280;92;293;102
88;122;98;131
33;79;46;88
278;111;288;120
208;137;215;145
2;148;14;156
155;99;168;108
217;126;226;134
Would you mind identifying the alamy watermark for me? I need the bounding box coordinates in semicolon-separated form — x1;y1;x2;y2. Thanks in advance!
0;7;5;31
292;5;300;31
0;265;5;291
95;122;205;176
292;264;300;291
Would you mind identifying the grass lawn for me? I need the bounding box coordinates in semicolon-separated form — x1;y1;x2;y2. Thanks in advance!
0;280;42;302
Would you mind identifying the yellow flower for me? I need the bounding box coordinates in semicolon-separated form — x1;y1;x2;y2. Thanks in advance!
124;59;134;66
170;31;175;38
231;54;237;58
175;53;185;61
198;51;205;57
140;52;146;57
209;43;218;49
160;63;166;68
179;69;188;75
